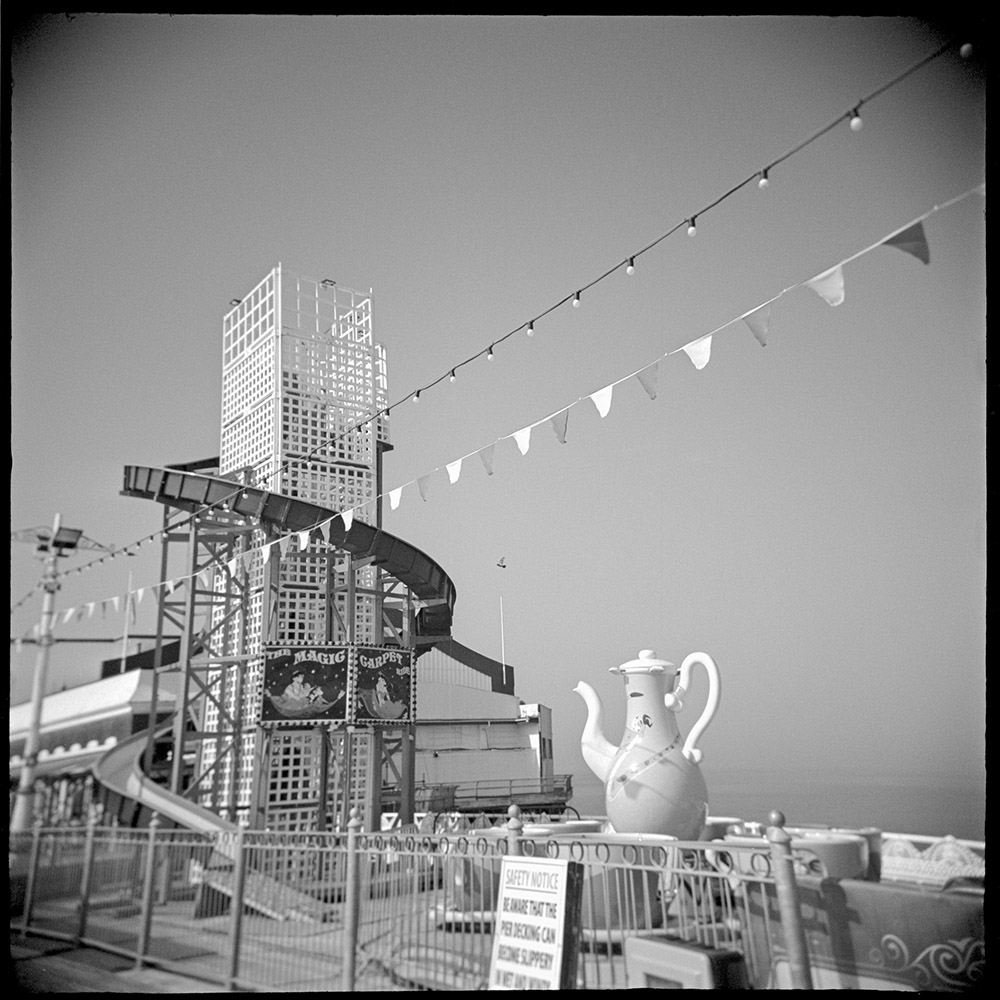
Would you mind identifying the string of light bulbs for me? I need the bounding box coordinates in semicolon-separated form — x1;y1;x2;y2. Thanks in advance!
11;178;983;643
10;34;975;618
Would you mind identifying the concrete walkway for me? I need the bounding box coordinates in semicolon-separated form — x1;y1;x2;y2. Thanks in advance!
11;933;231;993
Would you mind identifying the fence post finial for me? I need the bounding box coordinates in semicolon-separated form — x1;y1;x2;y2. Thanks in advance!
767;809;813;990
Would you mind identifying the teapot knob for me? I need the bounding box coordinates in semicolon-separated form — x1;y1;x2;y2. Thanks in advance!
638;649;657;660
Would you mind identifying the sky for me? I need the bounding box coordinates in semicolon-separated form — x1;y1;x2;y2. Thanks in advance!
10;16;986;831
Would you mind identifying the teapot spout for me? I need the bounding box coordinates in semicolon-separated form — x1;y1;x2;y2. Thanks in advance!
574;681;617;783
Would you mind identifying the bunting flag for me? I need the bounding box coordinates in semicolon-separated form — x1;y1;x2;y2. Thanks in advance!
590;386;613;419
682;336;713;370
882;221;930;265
636;364;658;400
742;304;771;347
243;550;254;571
262;541;272;565
513;427;532;456
14;189;977;635
805;264;845;306
550;409;570;444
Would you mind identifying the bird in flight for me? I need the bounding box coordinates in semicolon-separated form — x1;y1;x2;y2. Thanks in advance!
497;557;507;569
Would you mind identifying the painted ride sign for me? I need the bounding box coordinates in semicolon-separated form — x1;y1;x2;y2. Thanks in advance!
488;855;583;990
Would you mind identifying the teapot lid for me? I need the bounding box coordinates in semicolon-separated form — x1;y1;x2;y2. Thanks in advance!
611;649;675;674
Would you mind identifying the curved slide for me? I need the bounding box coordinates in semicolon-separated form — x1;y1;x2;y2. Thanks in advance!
94;720;238;833
121;463;456;637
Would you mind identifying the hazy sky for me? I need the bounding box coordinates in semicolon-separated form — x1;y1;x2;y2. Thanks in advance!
10;17;985;815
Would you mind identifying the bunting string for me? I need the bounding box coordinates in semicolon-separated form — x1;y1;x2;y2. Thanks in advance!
9;37;978;622
12;182;982;638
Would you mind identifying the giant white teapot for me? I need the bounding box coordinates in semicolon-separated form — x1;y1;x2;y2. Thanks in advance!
575;649;720;839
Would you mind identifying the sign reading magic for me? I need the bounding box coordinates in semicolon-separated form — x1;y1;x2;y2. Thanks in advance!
262;645;414;726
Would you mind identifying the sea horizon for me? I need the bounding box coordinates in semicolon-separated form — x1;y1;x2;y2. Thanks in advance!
567;766;985;842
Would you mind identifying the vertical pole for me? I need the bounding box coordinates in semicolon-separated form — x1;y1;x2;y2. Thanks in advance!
136;813;161;967
170;520;201;795
499;596;506;670
766;810;813;990
19;821;43;931
227;827;248;989
342;807;363;991
505;804;523;857
11;516;62;833
143;510;171;780
400;726;415;826
76;813;97;944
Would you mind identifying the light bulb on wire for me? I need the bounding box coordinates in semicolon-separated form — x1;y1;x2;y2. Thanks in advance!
758;169;769;190
687;218;697;237
413;390;420;403
449;369;456;383
849;108;863;131
487;344;494;361
527;321;534;337
626;258;635;276
572;291;581;308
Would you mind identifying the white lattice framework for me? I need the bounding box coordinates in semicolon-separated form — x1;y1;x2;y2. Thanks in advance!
201;265;391;828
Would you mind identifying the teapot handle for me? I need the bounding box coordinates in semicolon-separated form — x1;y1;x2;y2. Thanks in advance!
673;652;721;764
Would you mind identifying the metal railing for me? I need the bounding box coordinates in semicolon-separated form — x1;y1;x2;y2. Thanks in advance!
10;807;809;991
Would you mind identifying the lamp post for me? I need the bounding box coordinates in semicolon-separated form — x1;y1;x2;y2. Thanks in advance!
11;514;84;833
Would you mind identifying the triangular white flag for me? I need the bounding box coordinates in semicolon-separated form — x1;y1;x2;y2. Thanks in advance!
342;508;354;531
243;550;254;571
805;265;845;306
164;581;175;596
681;336;713;370
882;221;930;265
198;568;212;588
636;364;658;400
113;594;122;609
479;445;495;476
550;409;569;444
227;556;239;575
417;475;431;501
298;529;311;550
278;536;290;558
320;518;332;543
513;427;531;456
262;541;272;565
135;588;145;606
590;386;613;419
389;487;403;510
446;459;463;485
86;602;96;618
742;304;771;347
